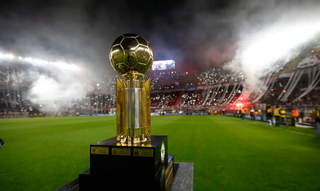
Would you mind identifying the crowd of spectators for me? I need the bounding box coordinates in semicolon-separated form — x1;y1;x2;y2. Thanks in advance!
1;50;320;114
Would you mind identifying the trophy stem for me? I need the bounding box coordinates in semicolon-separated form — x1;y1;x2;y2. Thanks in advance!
116;72;151;144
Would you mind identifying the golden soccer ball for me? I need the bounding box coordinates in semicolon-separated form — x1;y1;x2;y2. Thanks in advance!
109;33;153;75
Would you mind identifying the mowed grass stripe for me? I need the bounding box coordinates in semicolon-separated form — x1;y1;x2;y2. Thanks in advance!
0;116;320;191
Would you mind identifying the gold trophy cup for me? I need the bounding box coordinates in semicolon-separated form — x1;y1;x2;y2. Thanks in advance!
109;33;153;144
64;33;176;191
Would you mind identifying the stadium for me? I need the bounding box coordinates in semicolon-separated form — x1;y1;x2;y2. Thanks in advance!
2;40;320;120
1;1;320;191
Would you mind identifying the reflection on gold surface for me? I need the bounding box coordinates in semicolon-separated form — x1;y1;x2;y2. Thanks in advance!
116;139;152;147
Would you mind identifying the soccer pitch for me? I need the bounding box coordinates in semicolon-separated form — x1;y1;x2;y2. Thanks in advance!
0;116;320;191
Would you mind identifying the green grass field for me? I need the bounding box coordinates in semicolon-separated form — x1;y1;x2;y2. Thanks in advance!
1;115;320;191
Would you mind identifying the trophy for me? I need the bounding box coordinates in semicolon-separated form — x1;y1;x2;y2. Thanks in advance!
75;34;176;191
109;33;153;144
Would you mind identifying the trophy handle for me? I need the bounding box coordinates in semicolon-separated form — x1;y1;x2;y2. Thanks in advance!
116;76;126;142
144;78;151;140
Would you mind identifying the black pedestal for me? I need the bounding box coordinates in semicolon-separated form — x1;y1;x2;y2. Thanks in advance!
58;162;197;191
78;135;175;191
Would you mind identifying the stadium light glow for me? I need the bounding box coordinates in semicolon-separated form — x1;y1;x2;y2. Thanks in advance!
0;51;79;70
0;53;14;59
6;54;15;59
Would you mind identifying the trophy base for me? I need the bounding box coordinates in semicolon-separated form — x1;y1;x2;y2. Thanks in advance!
58;161;199;191
78;155;177;191
77;135;174;191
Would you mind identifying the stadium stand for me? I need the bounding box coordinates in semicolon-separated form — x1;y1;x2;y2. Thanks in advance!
1;42;320;118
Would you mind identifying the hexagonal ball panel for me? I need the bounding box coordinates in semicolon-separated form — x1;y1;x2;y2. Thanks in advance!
110;45;124;64
117;62;131;74
135;46;151;63
123;51;138;68
121;37;139;50
112;36;123;46
136;36;148;46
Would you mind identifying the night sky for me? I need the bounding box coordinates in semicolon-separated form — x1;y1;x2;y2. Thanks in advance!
0;0;240;74
0;0;317;74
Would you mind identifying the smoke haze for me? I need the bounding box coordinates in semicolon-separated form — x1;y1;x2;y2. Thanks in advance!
224;0;320;96
1;0;320;106
26;67;89;110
